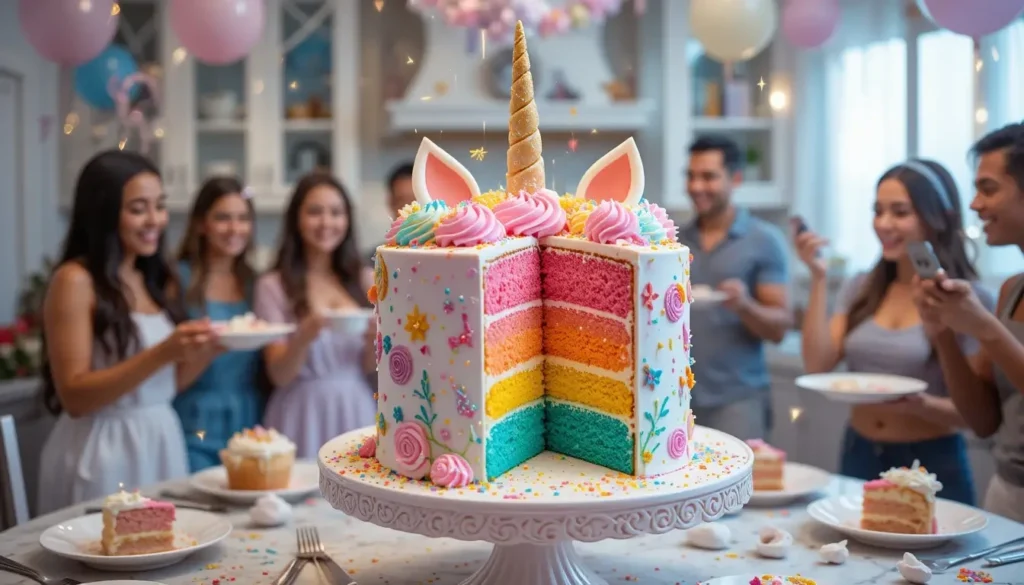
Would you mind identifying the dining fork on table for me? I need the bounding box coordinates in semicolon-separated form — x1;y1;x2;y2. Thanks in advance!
273;526;357;585
921;534;1024;573
0;555;81;584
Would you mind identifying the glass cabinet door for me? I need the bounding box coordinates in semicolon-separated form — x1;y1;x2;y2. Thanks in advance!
193;51;248;189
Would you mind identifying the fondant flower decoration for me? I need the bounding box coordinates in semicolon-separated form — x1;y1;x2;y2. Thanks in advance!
667;428;688;460
643;364;661;389
374;252;388;301
642;282;659;310
376;412;388;437
405;305;430;342
664;283;684;322
392;421;430;479
357;436;376;458
429;453;474;488
389;345;414;385
412;137;482;206
392;406;404;423
575;137;645;207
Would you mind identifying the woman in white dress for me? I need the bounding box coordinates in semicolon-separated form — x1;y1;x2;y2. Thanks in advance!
38;151;219;513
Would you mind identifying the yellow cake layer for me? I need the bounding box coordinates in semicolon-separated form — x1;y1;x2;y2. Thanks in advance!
544;361;634;418
485;362;545;419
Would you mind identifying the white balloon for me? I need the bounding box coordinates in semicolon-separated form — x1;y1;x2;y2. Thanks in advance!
690;0;779;63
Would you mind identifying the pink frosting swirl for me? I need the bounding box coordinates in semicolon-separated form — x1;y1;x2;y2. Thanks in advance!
384;215;404;245
389;345;414;385
492;189;567;238
393;422;430;478
429;453;474;488
584;201;645;245
358;435;376;458
435;203;506;247
667;428;688;460
664;283;685;323
647;202;679;243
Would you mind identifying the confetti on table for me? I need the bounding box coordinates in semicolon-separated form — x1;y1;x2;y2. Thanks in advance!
470;147;487;161
956;568;993;582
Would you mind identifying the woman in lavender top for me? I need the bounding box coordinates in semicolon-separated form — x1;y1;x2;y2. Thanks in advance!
795;159;993;505
255;173;377;458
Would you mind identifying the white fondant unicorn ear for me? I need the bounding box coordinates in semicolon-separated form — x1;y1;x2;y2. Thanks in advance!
575;137;645;207
412;137;482;206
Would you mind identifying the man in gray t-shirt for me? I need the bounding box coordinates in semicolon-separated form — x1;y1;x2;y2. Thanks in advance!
679;136;793;441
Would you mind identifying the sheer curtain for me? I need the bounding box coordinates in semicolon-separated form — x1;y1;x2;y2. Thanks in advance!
980;19;1024;277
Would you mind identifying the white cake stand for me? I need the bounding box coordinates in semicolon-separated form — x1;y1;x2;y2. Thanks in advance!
318;426;753;585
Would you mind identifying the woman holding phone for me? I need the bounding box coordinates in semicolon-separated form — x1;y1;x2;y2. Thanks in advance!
795;159;993;505
913;123;1024;520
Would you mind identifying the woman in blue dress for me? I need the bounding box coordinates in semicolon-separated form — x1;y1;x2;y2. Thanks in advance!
173;177;264;471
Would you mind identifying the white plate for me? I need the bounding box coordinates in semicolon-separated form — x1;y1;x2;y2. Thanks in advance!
691;284;728;304
189;460;320;504
325;308;373;335
39;509;231;571
747;462;833;506
807;495;988;549
795;372;927;404
84;581;167;584
214;324;295;351
701;577;817;585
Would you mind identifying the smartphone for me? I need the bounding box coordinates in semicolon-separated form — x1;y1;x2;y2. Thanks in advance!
907;241;942;279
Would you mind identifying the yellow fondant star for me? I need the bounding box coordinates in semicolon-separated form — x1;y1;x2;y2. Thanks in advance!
405;305;430;342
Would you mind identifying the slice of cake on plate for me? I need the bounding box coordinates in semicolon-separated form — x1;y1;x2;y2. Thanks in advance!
747;439;785;491
861;459;942;534
101;490;176;556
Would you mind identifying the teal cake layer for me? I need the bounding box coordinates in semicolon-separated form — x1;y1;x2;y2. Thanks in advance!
544;400;634;475
485;401;546;480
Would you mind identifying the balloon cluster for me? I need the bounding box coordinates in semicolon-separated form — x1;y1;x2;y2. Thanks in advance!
407;0;626;41
915;0;1024;39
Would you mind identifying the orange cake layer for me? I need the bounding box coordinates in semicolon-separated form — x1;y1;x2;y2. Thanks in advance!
543;305;631;372
484;305;543;375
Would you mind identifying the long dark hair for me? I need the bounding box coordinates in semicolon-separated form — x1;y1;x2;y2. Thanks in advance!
846;159;978;333
177;177;256;312
42;150;184;415
274;172;368;316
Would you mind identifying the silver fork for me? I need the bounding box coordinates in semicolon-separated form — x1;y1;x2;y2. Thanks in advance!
298;526;357;584
922;535;1024;573
0;555;81;584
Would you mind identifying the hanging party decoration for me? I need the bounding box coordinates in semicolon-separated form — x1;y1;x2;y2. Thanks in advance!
18;0;119;67
111;73;161;156
169;0;265;65
73;45;139;111
407;0;626;42
916;0;1024;39
782;0;841;49
690;0;779;63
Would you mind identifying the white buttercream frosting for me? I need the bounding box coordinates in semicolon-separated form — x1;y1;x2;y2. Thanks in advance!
226;426;296;458
249;494;292;527
103;490;151;513
897;552;932;584
755;526;793;559
819;539;849;565
685;522;731;550
880;459;943;499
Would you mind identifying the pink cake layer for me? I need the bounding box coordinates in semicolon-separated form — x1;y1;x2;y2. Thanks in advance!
116;503;175;533
541;248;632;318
864;479;897;490
484;247;541;315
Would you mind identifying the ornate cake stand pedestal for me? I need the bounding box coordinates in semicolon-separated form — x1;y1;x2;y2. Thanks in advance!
319;426;753;585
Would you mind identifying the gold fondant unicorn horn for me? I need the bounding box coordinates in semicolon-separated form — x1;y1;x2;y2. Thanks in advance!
506;20;545;195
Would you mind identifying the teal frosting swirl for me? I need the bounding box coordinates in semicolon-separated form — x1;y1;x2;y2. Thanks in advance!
635;205;666;243
396;200;448;246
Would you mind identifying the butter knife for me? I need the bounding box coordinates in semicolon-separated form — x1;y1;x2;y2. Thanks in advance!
315;554;358;585
985;546;1024;567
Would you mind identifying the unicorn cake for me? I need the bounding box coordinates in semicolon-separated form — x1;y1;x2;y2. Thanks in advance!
365;21;695;486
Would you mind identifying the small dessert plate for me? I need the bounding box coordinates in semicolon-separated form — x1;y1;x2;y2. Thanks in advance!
806;495;988;549
189;460;320;504
795;372;927;404
39;509;231;571
214;323;296;351
747;462;833;506
690;284;728;304
324;307;374;335
700;576;817;585
84;581;167;584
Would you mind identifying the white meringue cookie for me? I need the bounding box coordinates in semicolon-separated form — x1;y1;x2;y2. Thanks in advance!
897;552;932;584
755;525;793;559
249;494;293;527
819;539;849;564
685;522;731;550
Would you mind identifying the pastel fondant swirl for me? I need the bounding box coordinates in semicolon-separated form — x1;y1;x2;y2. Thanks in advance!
493;189;567;238
646;202;679;243
667;428;688;460
435;203;505;247
664;283;685;323
384;215;404;245
584;200;645;245
395;200;448;246
429;453;474;488
389;345;413;385
393;421;430;479
635;205;667;243
358;435;376;458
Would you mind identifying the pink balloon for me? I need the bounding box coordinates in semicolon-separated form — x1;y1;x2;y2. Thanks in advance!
782;0;841;49
917;0;1024;38
169;0;265;66
18;0;119;66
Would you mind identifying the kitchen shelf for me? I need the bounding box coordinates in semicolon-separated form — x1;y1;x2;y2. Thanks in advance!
195;119;247;133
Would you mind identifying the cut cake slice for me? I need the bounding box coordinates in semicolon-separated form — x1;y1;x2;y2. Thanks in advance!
747;439;786;491
101;490;176;556
861;459;942;534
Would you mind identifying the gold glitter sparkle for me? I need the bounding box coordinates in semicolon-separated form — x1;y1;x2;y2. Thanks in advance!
757;77;766;91
470;147;487;161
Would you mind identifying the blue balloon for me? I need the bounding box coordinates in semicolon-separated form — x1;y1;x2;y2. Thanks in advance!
74;44;138;111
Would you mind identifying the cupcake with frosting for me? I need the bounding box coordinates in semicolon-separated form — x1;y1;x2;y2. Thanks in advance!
219;426;297;491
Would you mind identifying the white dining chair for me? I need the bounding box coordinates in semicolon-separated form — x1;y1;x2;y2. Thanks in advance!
0;414;29;529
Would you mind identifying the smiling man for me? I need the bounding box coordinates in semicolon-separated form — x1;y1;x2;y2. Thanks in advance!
679;135;793;441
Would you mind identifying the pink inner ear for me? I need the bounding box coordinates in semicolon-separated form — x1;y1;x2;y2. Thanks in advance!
425;153;474;205
588;154;631;203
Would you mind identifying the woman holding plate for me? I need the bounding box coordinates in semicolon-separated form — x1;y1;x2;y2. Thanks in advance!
795;159;994;505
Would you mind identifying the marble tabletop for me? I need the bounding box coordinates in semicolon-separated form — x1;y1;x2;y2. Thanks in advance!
1;473;1022;585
